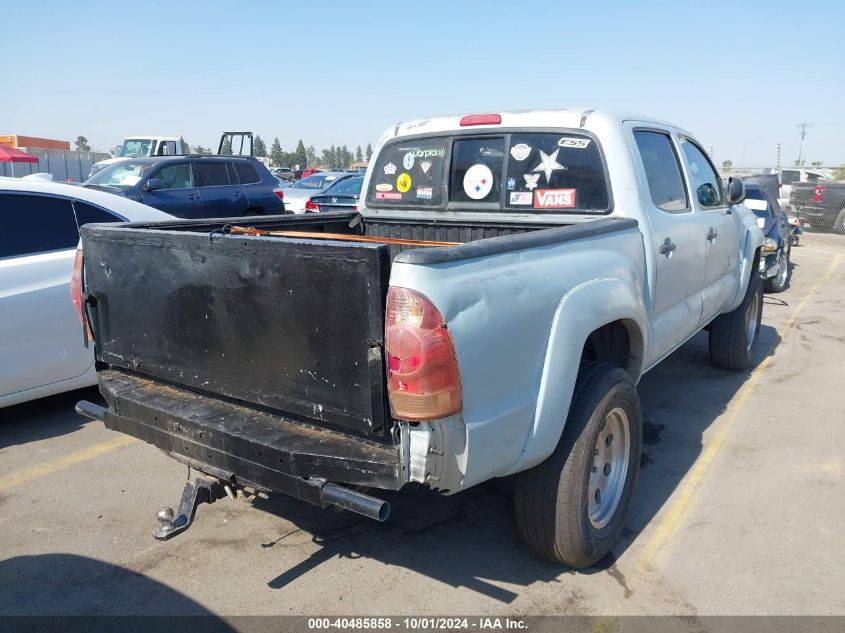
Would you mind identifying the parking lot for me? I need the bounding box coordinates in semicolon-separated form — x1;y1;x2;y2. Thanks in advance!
1;232;843;618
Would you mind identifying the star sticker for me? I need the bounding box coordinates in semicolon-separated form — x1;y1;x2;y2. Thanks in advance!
531;149;565;182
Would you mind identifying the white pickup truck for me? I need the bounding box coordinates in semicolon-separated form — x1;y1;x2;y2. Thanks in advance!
76;109;764;568
88;136;183;176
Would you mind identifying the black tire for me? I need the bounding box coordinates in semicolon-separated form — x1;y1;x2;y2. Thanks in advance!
834;208;845;234
709;269;763;370
242;208;264;217
513;362;642;568
764;248;790;293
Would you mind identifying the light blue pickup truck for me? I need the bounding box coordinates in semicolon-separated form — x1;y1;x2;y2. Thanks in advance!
76;108;764;568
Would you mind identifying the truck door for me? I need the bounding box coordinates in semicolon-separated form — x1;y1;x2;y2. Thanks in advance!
677;138;741;324
629;128;706;364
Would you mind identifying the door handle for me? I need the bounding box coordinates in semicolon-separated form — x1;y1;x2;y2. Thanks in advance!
706;228;718;241
188;194;199;201
658;238;676;255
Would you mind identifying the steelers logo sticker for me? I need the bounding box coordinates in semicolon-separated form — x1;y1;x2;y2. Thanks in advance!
463;163;494;200
396;172;412;193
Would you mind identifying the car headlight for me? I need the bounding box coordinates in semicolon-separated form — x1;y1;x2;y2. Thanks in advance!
763;237;778;252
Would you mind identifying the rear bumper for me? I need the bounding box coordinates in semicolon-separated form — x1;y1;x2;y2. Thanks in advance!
87;369;406;495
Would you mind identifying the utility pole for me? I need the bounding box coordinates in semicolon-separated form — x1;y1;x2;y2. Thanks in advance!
796;123;812;166
776;143;781;171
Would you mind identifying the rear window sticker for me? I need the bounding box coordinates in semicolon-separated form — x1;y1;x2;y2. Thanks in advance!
510;143;532;161
557;137;591;149
375;183;393;192
420;160;432;175
384;162;397;175
523;173;540;190
376;192;403;200
532;149;566;182
403;152;415;170
416;187;433;200
463;163;494;200
397;173;412;193
507;177;515;190
534;188;576;209
509;191;532;205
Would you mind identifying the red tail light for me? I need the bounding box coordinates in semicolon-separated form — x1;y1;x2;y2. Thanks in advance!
813;184;825;203
70;248;92;339
273;188;285;200
460;113;502;126
385;287;462;420
304;199;321;212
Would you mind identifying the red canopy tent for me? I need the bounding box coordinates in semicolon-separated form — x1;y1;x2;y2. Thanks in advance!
0;144;39;163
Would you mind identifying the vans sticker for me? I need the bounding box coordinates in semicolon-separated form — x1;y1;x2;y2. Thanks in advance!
531;149;565;182
403;152;415;170
558;137;591;149
375;183;393;192
509;191;532;205
523;173;540;190
510;143;532;161
383;162;397;175
416;187;433;200
396;173;412;193
420;160;432;175
534;188;576;209
463;163;494;200
376;192;402;200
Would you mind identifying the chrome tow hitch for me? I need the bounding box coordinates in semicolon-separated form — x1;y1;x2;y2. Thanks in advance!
154;478;224;541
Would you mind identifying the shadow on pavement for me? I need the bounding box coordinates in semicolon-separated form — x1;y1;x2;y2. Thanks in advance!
0;553;231;623
244;325;783;602
0;387;102;449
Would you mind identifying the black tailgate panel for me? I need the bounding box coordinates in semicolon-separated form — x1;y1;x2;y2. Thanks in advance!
82;226;390;438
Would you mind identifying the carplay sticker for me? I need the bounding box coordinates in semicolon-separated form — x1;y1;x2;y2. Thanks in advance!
523;173;540;190
384;162;397;175
534;188;576;209
510;143;532;161
375;183;393;192
507;177;516;190
509;191;532;205
463;163;494;200
416;187;433;200
397;173;412;193
376;192;402;200
403;152;415;170
532;149;565;182
420;160;432;175
557;137;591;149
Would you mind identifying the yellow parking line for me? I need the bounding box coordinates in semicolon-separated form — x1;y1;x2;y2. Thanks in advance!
637;253;843;570
0;435;137;492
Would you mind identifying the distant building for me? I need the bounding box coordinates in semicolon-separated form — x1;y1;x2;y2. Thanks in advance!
351;161;368;171
0;134;70;151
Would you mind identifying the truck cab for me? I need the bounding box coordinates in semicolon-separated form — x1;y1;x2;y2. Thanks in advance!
89;136;183;177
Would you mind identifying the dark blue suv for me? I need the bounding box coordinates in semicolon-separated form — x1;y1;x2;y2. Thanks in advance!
83;156;286;218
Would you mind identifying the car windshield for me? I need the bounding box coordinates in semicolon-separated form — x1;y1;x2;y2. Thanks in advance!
119;139;154;158
85;161;153;188
323;177;362;195
744;190;771;219
291;174;338;190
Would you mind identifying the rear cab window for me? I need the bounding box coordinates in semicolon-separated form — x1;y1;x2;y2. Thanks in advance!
366;131;610;214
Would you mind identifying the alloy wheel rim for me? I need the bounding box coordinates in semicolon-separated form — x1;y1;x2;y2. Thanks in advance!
777;252;788;286
746;290;760;352
588;407;631;529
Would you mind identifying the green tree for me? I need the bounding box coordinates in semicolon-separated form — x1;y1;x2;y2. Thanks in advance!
270;137;284;167
794;159;806;167
810;160;823;167
355;145;363;163
833;167;845;180
194;145;212;155
179;136;190;154
321;147;333;167
722;160;733;170
253;135;267;157
293;139;307;168
365;143;373;161
75;135;90;152
306;145;317;167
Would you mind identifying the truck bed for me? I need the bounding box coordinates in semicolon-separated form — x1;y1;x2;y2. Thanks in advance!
81;212;556;443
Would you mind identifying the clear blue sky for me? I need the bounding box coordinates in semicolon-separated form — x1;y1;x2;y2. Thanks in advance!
3;0;843;167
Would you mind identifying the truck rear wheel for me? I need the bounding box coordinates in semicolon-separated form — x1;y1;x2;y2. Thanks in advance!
709;270;763;370
513;363;642;568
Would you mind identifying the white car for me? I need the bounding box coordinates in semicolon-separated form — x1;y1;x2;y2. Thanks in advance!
282;172;358;213
0;178;173;408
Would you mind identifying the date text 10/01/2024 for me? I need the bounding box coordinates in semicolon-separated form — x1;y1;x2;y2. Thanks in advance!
307;617;528;630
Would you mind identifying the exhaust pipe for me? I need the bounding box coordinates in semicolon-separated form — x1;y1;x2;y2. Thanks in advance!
76;400;106;422
320;482;390;522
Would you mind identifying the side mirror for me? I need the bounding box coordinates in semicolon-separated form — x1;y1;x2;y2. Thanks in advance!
726;177;745;205
145;178;164;191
